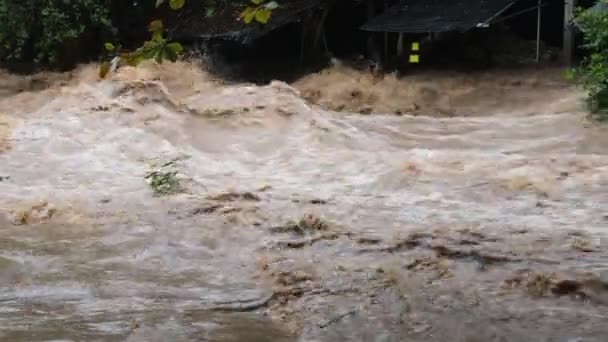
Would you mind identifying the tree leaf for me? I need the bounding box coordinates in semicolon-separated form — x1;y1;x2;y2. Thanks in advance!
166;42;184;55
265;1;279;10
156;0;165;8
169;0;185;10
245;10;256;23
162;45;178;62
255;7;271;24
251;0;262;5
126;53;145;66
104;42;115;51
240;7;256;24
152;31;165;43
143;45;162;59
148;20;164;34
239;7;254;19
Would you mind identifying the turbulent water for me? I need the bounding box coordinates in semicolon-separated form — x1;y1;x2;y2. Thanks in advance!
0;61;607;341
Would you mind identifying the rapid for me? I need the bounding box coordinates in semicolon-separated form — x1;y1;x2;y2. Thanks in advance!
0;60;607;341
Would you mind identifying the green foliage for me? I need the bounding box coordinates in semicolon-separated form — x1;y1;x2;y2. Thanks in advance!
100;0;278;77
239;0;279;24
0;0;279;72
574;1;608;119
100;0;186;75
101;16;185;77
0;1;33;62
0;0;114;65
145;170;181;196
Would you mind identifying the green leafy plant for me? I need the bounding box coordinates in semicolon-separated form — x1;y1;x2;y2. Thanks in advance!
573;1;608;119
145;170;181;196
98;0;279;77
100;0;185;77
239;0;279;24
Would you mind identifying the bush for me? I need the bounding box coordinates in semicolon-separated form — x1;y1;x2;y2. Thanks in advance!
0;0;114;67
574;1;608;118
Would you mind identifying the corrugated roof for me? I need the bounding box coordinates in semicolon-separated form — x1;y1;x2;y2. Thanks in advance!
360;0;517;33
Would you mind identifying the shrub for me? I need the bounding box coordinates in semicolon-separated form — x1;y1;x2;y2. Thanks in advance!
574;1;608;119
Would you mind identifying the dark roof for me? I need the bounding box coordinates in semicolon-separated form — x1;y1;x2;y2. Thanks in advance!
360;0;517;33
169;0;324;43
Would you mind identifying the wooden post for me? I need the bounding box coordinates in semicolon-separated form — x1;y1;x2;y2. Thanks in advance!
536;0;542;63
383;0;388;66
365;0;381;68
563;0;577;65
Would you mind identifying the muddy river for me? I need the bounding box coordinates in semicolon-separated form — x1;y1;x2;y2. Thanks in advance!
0;62;607;341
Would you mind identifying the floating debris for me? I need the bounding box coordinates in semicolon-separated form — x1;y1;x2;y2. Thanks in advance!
145;170;180;196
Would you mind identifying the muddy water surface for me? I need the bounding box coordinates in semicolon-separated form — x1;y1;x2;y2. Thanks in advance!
0;62;607;341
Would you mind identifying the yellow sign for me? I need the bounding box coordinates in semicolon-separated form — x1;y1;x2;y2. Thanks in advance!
409;54;419;63
411;42;420;51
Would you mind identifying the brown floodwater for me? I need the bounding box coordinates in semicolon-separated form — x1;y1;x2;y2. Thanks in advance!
0;61;607;341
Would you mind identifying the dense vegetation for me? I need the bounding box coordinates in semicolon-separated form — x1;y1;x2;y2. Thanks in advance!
0;0;114;67
574;0;608;118
0;0;274;70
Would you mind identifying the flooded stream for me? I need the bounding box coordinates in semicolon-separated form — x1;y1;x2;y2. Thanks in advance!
0;62;607;341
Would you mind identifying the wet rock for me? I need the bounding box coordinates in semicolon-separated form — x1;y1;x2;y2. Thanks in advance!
207;191;260;202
